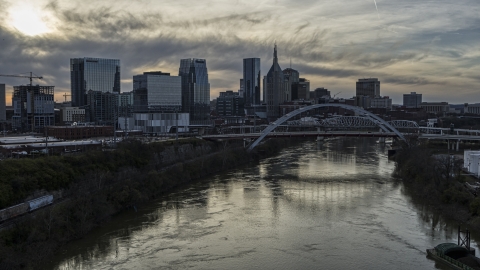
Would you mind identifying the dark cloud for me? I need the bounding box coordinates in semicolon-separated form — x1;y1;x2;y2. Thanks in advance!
0;0;479;104
382;76;442;86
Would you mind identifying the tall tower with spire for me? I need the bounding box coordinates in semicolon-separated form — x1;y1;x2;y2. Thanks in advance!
265;44;286;120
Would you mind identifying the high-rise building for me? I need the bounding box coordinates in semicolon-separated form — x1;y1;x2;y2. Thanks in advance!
283;68;299;102
403;92;422;108
0;84;5;121
356;78;380;98
133;71;182;113
292;78;310;100
216;90;245;117
118;91;134;117
12;85;54;131
238;79;245;98
242;58;261;107
265;44;286;120
85;90;118;124
179;58;210;121
311;88;330;99
70;57;121;107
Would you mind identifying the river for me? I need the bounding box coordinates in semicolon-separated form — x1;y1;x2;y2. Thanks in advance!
46;138;479;269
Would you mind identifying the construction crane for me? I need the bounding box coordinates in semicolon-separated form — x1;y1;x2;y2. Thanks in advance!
0;72;43;86
333;91;342;99
63;93;71;102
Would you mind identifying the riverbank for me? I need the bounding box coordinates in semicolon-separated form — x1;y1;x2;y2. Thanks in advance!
0;138;292;269
43;137;448;269
394;141;480;232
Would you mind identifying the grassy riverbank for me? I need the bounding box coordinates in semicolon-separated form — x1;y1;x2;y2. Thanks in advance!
0;138;290;269
394;138;480;231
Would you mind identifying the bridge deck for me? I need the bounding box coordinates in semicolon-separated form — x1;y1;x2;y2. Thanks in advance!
202;131;398;140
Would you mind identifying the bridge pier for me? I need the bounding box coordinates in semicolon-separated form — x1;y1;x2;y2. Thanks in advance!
317;136;324;142
379;137;386;143
447;140;460;151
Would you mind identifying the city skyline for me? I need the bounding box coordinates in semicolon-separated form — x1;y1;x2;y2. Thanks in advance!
0;0;478;105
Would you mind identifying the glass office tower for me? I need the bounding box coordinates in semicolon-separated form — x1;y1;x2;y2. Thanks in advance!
70;57;121;107
242;58;261;107
133;71;182;113
179;59;210;121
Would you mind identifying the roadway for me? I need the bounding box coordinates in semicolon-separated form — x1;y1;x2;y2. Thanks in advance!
202;131;399;141
203;131;480;142
419;134;480;141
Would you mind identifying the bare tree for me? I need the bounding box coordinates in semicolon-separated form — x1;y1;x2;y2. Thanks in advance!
43;205;56;239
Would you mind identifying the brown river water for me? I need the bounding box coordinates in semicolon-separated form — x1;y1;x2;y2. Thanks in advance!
45;138;479;269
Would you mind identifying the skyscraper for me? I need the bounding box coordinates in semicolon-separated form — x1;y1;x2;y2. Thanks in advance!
242;58;261;107
179;58;210;121
70;57;121;107
283;68;299;102
133;71;182;113
403;92;422;108
356;78;380;98
292;78;310;100
0;84;5;122
265;44;285;120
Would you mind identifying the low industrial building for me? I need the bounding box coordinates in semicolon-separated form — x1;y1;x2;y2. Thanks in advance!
0;135;102;158
421;102;449;116
47;126;114;140
60;107;85;125
119;112;189;135
370;96;393;110
464;103;480;115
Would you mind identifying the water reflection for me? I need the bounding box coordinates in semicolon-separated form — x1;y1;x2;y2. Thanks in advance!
47;138;478;270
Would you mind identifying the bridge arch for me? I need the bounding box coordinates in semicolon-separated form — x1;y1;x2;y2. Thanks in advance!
247;104;407;151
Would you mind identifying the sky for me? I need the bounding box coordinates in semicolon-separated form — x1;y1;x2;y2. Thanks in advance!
0;0;479;105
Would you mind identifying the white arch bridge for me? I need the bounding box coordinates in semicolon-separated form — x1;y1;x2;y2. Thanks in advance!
202;104;480;152
245;104;406;151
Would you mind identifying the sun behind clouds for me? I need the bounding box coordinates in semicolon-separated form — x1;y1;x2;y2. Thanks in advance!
7;3;54;36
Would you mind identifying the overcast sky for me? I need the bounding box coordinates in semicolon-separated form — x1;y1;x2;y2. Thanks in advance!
0;0;479;105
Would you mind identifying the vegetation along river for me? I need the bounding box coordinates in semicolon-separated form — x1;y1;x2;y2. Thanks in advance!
45;138;480;269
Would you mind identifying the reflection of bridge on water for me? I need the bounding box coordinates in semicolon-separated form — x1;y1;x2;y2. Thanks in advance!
279;178;394;215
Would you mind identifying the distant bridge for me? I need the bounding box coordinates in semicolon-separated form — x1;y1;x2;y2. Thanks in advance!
203;131;398;140
206;104;480;151
246;104;406;151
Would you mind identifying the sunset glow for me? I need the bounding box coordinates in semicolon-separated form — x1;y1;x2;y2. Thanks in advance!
8;5;52;36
